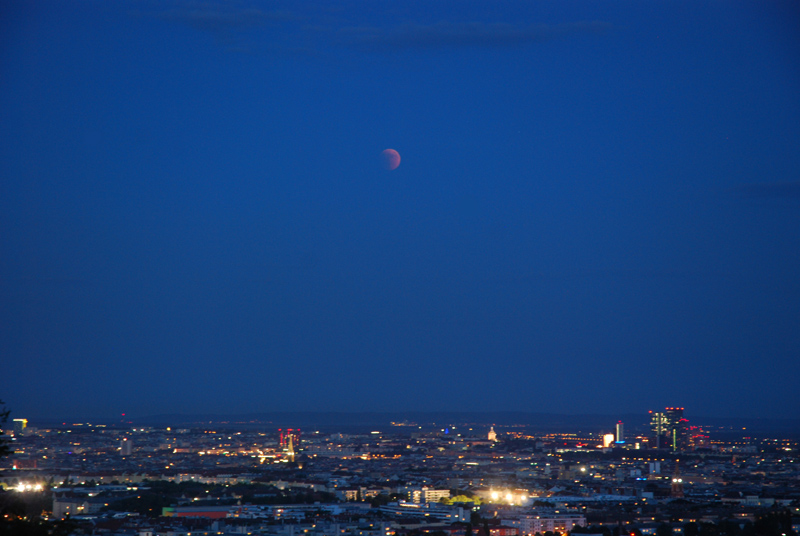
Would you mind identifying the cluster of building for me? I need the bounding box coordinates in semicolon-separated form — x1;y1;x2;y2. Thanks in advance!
1;409;798;536
645;409;711;452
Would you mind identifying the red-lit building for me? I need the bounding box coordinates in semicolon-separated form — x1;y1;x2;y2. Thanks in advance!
279;428;301;449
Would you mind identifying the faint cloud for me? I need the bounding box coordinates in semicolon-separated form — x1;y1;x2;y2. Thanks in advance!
735;181;800;200
132;1;303;55
154;2;295;34
336;20;612;50
134;4;611;57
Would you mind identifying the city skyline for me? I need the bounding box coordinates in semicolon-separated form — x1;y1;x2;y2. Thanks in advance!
4;409;797;534
5;409;800;438
2;1;799;421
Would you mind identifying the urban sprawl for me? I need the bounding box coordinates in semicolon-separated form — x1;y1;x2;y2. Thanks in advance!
1;408;798;536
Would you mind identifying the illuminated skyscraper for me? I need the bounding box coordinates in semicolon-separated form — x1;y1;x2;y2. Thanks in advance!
650;407;687;451
615;421;624;444
120;437;132;456
650;411;668;449
664;407;687;451
13;418;27;434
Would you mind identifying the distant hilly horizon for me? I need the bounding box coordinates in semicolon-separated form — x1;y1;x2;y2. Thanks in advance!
29;411;800;436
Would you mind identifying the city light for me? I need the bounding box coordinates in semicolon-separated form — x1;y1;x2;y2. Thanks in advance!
3;409;797;534
487;489;528;505
15;483;44;492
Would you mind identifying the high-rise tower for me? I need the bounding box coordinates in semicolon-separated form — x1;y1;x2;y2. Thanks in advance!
649;411;668;449
650;407;687;451
12;419;27;435
664;408;686;451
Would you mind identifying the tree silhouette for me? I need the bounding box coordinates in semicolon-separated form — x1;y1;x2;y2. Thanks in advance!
684;522;699;536
749;510;797;536
471;512;482;526
0;400;10;459
656;523;673;536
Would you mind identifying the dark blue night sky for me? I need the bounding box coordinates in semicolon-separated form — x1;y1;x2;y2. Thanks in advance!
2;1;799;420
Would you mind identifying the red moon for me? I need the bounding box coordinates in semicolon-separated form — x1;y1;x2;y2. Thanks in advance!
381;148;400;170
